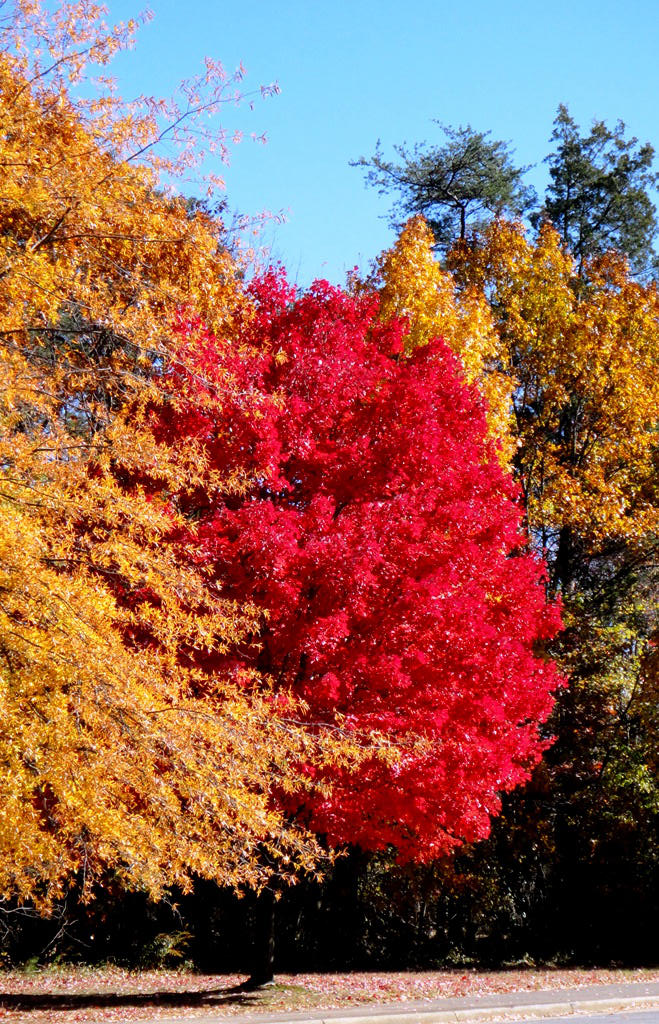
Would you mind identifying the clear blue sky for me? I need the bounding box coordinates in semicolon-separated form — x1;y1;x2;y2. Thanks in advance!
106;0;659;287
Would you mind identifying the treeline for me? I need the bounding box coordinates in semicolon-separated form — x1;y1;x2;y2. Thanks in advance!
1;0;657;973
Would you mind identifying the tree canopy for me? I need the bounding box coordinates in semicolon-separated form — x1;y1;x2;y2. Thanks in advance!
441;215;659;962
5;0;654;969
448;218;659;562
357;109;659;278
535;104;659;276
0;3;562;904
152;269;563;863
0;0;347;908
354;124;535;253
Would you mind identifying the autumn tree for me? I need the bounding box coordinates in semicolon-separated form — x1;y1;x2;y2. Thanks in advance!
150;268;563;979
354;124;535;253
0;0;350;910
368;215;513;459
298;216;658;967
441;218;659;959
449;219;659;572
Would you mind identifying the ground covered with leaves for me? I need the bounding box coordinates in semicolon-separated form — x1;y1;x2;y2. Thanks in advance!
0;967;658;1024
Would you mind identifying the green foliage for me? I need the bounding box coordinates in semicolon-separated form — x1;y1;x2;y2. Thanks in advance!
138;930;193;969
354;124;535;252
534;104;659;276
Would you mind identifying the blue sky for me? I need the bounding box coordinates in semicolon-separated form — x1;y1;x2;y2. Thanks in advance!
105;0;659;286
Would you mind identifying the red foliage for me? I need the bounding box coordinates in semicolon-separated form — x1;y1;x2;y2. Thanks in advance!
158;271;563;861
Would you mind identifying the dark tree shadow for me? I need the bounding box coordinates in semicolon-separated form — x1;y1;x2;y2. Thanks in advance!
0;980;274;1013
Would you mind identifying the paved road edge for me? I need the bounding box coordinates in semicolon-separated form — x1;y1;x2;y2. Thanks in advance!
168;993;659;1024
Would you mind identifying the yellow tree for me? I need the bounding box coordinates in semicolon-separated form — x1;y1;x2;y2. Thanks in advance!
448;219;659;571
371;216;513;460
350;216;658;962
439;218;659;952
375;216;659;559
0;0;357;909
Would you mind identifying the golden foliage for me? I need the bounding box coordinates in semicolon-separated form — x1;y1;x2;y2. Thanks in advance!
373;216;514;460
0;5;250;362
0;495;332;905
449;219;659;554
0;0;354;908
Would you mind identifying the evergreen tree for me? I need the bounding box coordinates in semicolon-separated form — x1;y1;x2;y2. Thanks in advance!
354;124;535;253
536;104;659;276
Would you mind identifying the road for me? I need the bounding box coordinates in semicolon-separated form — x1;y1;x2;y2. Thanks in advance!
165;984;659;1024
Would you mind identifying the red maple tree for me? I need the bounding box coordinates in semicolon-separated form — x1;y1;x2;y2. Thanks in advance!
157;270;562;862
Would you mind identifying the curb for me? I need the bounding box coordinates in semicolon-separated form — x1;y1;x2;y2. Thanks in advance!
169;992;659;1024
353;995;659;1023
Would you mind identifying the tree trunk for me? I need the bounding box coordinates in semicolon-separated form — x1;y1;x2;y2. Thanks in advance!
247;885;276;987
459;204;467;240
553;524;574;593
325;847;369;966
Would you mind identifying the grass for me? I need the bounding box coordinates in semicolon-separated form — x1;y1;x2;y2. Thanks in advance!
0;965;658;1023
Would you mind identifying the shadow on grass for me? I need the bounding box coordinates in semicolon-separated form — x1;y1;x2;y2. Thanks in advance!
0;980;290;1014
